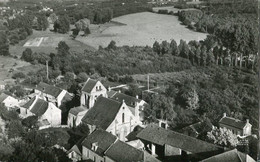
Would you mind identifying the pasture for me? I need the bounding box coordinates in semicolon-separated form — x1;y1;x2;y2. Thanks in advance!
76;12;207;49
0;56;42;86
9;26;95;57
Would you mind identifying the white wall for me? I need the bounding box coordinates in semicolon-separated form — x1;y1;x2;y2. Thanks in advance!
41;103;61;126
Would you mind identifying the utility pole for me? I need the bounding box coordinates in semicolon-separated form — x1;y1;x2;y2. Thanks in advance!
147;74;149;92
46;60;49;81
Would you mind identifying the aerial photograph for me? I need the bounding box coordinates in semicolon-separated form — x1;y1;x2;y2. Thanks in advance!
0;0;258;161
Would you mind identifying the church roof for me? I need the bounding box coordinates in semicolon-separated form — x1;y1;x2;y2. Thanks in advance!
81;97;122;130
82;78;98;93
110;92;141;107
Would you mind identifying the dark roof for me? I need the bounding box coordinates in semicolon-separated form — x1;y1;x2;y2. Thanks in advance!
105;140;144;162
126;125;144;141
137;124;224;154
179;119;213;137
81;129;117;156
69;106;88;116
81;97;122;130
219;117;247;129
110;92;141;107
36;82;63;98
30;98;49;116
0;93;9;103
22;96;37;109
82;78;98;93
201;149;255;162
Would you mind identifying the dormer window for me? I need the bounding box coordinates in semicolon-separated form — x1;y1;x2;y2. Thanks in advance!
91;142;98;151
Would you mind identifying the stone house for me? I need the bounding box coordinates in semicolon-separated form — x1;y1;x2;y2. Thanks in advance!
81;96;142;141
219;113;252;137
34;82;72;107
20;96;61;126
67;106;88;127
0;93;19;110
137;124;224;161
81;129;159;162
80;78;107;109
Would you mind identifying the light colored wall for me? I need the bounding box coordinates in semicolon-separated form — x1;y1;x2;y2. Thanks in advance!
67;151;81;161
82;146;105;162
106;103;140;141
67;110;88;127
164;144;182;156
41;103;61;126
67;113;76;127
104;156;114;162
243;124;252;136
57;90;67;107
81;81;107;108
2;96;19;109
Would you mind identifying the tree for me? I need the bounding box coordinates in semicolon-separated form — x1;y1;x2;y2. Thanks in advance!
84;27;91;35
207;127;239;147
170;39;179;56
200;45;207;66
153;41;161;55
0;32;9;56
57;41;70;56
161;41;170;55
36;14;49;31
206;49;215;65
107;40;117;50
22;116;38;129
179;40;189;59
21;48;34;62
54;15;70;34
195;47;201;65
76;72;89;83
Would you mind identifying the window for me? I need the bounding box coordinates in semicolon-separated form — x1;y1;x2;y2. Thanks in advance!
99;86;101;90
122;113;125;123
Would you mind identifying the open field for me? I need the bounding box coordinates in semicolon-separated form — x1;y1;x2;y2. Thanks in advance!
0;56;42;86
76;12;207;49
9;26;95;57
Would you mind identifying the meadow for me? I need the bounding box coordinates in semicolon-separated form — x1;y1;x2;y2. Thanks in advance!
76;12;207;49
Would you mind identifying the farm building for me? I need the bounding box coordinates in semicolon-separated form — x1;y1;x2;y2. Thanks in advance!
0;93;19;110
67;106;88;127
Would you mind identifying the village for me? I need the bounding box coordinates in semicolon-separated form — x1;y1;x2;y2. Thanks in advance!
0;0;259;161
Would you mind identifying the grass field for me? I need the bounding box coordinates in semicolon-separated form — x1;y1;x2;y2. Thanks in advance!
0;56;42;86
9;26;95;57
76;12;207;49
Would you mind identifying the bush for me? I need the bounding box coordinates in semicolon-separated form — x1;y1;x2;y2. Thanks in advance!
12;72;26;79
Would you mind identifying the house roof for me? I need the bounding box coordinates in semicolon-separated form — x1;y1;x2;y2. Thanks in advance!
201;149;255;162
107;90;117;98
36;82;63;98
180;119;213;136
137;124;224;154
22;96;37;109
81;129;117;156
69;106;88;116
82;78;98;93
105;140;144;162
81;97;122;130
219;117;248;129
0;93;9;103
30;98;49;116
110;92;141;107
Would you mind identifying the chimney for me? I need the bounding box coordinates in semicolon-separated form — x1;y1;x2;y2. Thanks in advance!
223;113;226;117
136;95;139;99
158;119;168;130
108;86;111;92
118;90;121;93
246;119;249;124
91;142;98;151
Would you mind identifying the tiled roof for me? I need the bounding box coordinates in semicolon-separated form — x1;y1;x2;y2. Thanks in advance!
219;117;247;129
69;106;88;116
110;92;141;107
81;129;117;156
201;149;255;162
81;97;122;130
0;93;9;103
82;78;98;93
22;96;37;109
36;82;63;98
137;124;224;154
107;90;117;98
30;98;49;116
105;140;144;162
